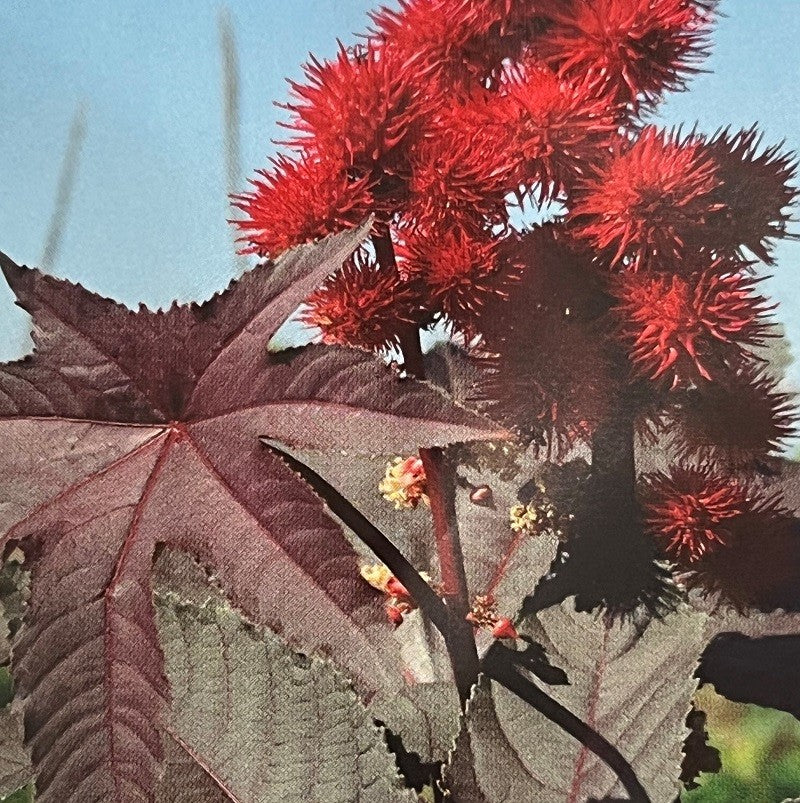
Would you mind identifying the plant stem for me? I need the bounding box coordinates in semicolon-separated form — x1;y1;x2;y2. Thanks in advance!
590;392;637;523
523;373;650;614
372;229;480;705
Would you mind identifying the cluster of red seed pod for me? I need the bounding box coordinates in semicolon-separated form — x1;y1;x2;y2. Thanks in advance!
238;0;799;611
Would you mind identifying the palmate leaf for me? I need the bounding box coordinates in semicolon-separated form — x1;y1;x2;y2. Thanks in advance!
444;603;800;803
153;555;416;803
0;223;502;802
444;606;708;803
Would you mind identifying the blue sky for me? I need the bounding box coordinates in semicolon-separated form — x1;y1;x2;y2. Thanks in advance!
2;1;800;387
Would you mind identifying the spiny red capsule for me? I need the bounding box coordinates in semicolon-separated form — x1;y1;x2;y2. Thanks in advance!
496;63;619;202
370;0;512;90
667;368;797;468
614;268;773;387
233;153;372;257
398;225;512;336
543;0;716;109
474;224;615;453
703;126;799;264
679;510;800;612
301;254;426;352
405;99;519;229
571;127;723;270
281;43;420;185
641;465;779;564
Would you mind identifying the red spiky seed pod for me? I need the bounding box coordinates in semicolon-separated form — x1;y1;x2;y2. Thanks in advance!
543;0;716;109
492;63;619;202
680;510;800;612
281;43;420;199
641;465;758;562
667;369;797;468
233;154;372;257
614;267;773;387
398;226;513;335
370;0;514;90
704;126;799;264
405;98;519;229
475;225;615;452
300;254;425;351
571;127;722;269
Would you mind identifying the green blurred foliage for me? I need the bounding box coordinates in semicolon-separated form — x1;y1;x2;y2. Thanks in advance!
0;667;13;708
0;788;33;803
0;666;31;803
683;685;800;802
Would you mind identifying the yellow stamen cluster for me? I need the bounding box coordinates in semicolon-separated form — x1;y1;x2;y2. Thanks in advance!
466;594;518;640
360;563;434;627
509;483;572;540
360;563;431;592
379;455;429;509
360;563;394;593
466;594;498;629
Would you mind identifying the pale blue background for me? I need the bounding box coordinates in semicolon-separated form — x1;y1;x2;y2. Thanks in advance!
2;1;799;387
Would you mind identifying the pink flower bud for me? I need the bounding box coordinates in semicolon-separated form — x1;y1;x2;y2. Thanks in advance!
470;484;494;506
386;576;409;599
492;617;519;640
386;605;405;627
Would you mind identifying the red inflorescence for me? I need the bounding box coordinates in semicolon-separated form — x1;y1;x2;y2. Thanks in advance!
475;225;615;452
495;63;619;202
370;0;517;90
301;253;425;351
281;43;420;187
233;154;373;257
405;97;519;229
704;126;799;264
614;267;773;387
571;127;721;269
543;0;716;109
236;0;800;612
398;225;512;335
668;368;798;467
642;465;753;562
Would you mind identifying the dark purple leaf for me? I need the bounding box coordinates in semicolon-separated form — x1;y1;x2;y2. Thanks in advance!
0;223;503;801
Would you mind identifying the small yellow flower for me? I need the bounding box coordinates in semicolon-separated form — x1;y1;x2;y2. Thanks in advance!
509;484;573;540
509;503;538;533
379;456;429;510
360;563;393;593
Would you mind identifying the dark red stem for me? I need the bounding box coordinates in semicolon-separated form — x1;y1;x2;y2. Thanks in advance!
372;229;480;705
